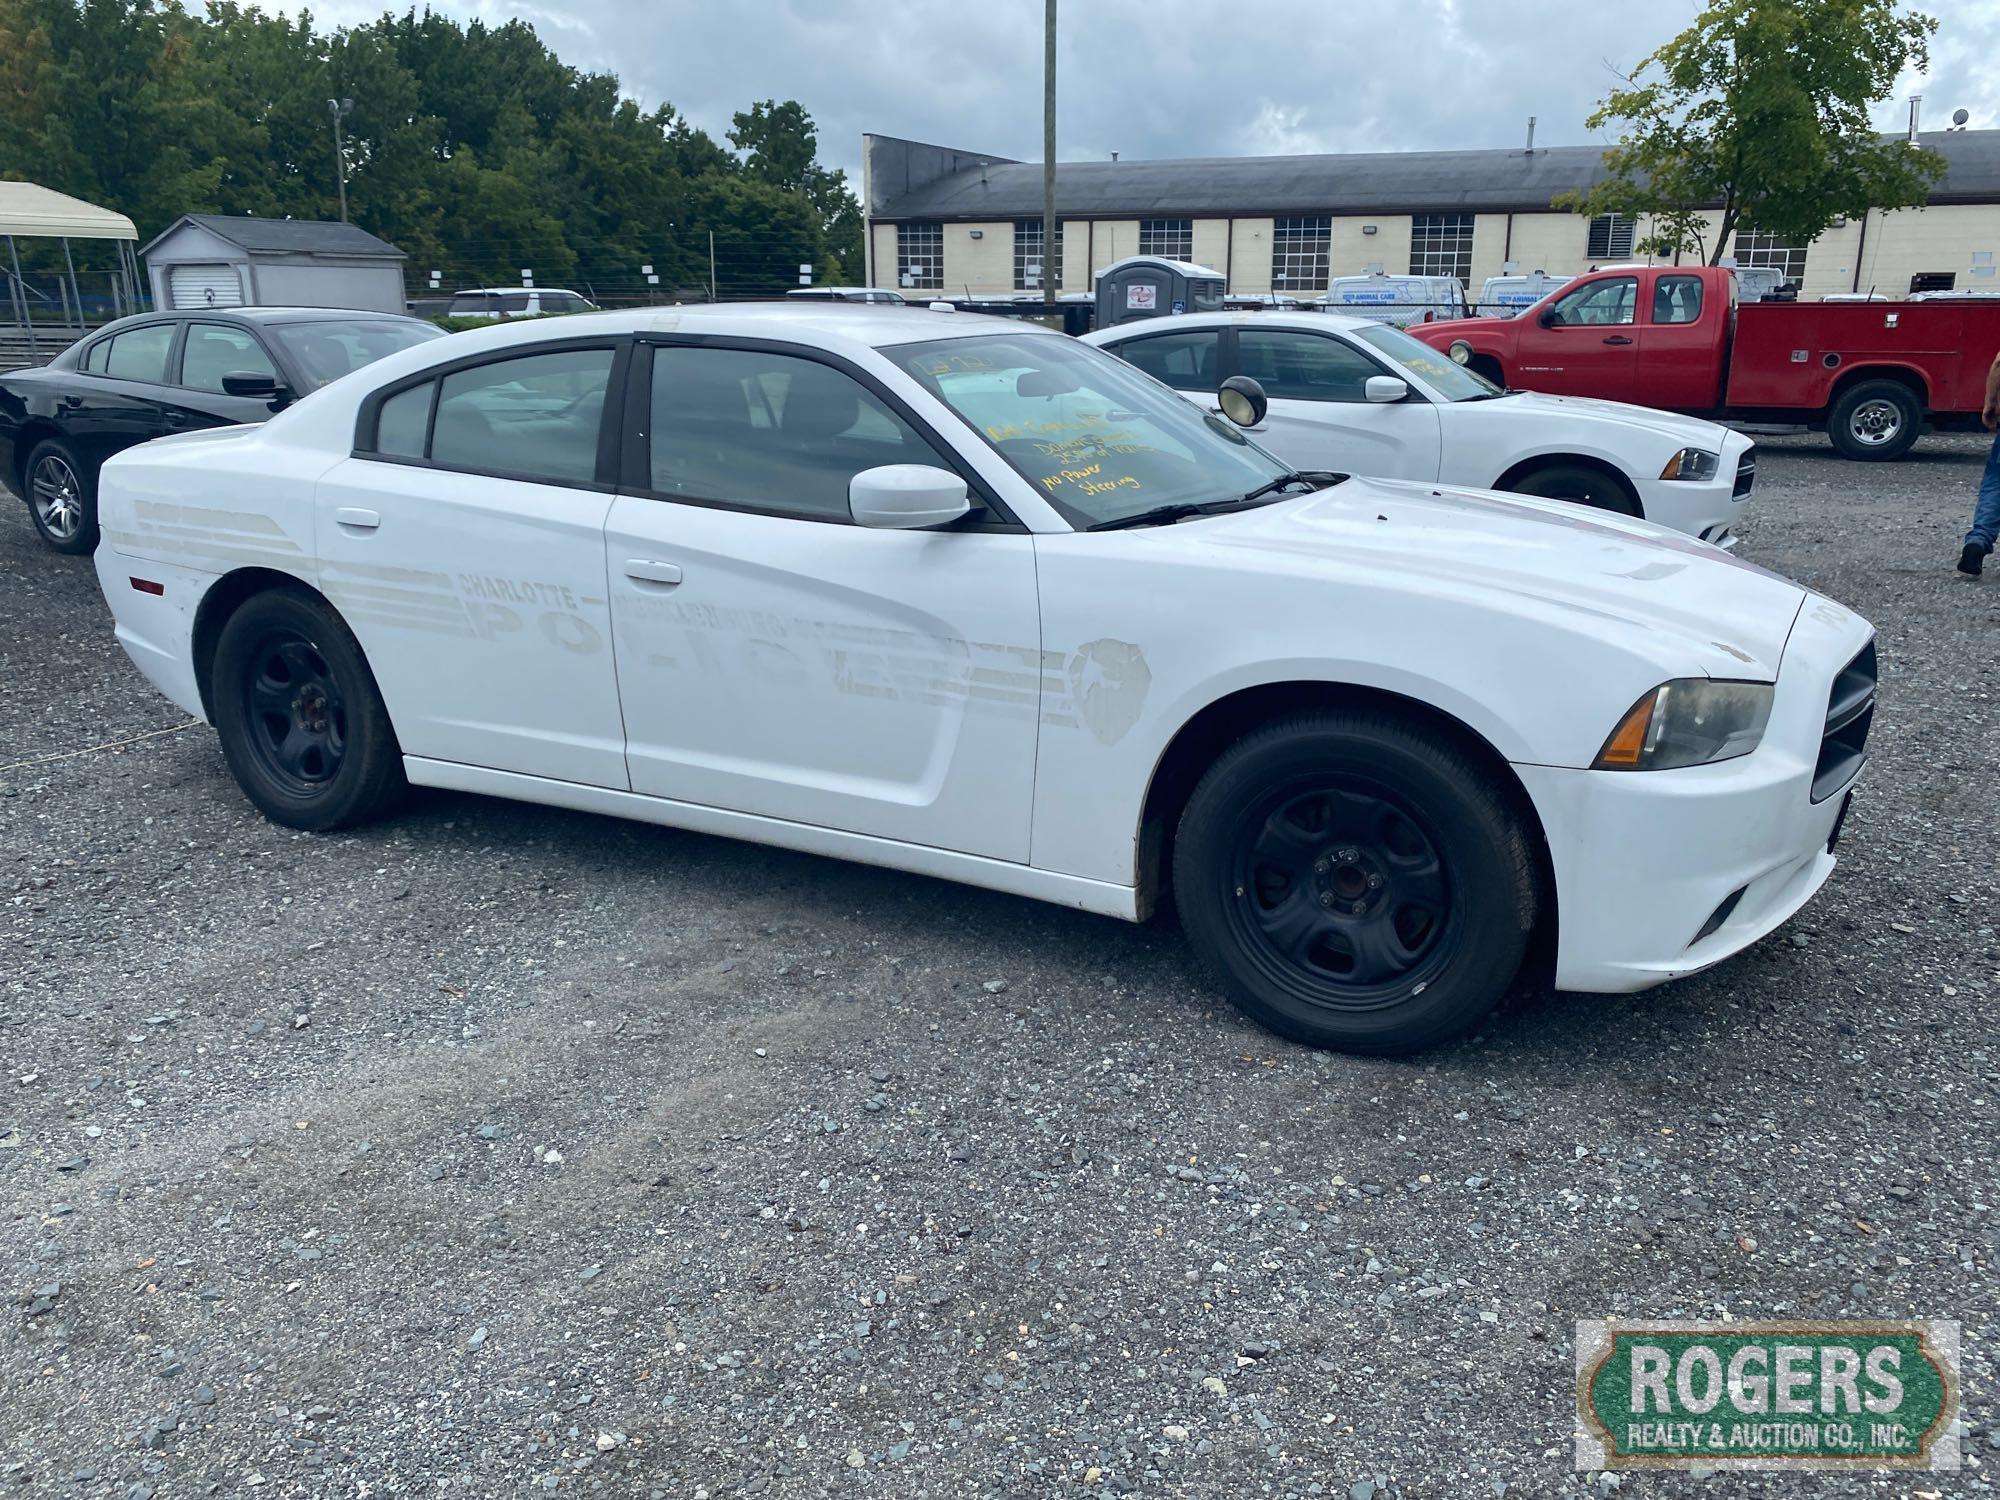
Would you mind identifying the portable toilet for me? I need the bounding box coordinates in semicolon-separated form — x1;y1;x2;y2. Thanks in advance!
1475;270;1571;318
1094;255;1226;328
1319;272;1467;326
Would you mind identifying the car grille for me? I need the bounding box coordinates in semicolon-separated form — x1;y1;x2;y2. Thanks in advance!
1812;640;1876;802
1732;452;1757;499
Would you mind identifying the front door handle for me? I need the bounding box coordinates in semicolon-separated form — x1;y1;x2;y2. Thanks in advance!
335;507;382;531
623;558;683;587
1602;334;1634;345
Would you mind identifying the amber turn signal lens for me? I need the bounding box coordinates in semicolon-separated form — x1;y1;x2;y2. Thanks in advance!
1595;690;1659;768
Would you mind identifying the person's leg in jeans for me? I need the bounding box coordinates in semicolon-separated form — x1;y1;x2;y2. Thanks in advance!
1963;431;2000;574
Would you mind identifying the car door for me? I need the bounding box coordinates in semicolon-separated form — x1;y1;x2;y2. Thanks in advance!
160;320;286;434
1508;275;1640;398
314;339;631;788
1631;273;1718;410
603;339;1041;861
60;322;177;472
1231;327;1443;480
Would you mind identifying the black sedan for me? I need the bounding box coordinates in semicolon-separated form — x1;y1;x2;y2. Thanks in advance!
0;307;444;553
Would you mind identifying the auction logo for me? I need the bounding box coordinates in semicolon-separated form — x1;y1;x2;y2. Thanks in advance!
1575;1320;1960;1472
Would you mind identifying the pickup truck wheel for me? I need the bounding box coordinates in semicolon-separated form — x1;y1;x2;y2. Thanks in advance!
211;589;406;831
1506;463;1641;517
1828;380;1922;461
1172;710;1536;1055
24;439;98;554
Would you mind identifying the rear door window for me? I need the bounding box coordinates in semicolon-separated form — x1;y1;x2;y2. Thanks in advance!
427;347;615;484
1111;329;1221;392
103;324;175;383
1235;329;1382;401
1651;275;1705;325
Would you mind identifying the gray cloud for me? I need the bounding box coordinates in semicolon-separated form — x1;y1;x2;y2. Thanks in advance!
294;0;2000;176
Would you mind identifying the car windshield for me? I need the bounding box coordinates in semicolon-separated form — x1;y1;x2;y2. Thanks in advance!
1350;323;1502;401
883;332;1292;527
268;320;445;389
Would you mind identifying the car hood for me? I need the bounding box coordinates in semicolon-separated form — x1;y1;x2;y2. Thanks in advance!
1480;390;1736;448
1146;478;1805;678
1411;314;1510;346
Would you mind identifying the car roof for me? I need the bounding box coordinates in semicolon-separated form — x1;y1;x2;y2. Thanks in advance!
83;307;425;331
1085;310;1383;339
417;302;1055;352
452;287;585;296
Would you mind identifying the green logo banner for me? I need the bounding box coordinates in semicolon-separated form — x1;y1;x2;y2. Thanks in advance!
1575;1321;1960;1472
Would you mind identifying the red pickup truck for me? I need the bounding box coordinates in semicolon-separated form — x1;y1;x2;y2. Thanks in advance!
1412;264;2000;460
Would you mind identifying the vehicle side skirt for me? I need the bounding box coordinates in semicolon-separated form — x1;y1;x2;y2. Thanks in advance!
403;758;1143;921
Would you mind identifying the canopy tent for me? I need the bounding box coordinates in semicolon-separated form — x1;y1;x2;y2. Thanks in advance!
0;181;138;240
1;182;145;365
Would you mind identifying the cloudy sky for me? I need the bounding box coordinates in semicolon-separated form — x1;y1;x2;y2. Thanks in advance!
299;0;2000;177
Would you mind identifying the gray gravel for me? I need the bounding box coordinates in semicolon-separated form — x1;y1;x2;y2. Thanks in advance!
1;433;1996;1498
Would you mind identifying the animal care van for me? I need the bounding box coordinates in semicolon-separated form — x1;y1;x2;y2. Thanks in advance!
1475;271;1571;317
1317;273;1468;327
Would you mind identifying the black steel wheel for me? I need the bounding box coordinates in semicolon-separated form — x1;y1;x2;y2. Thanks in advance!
211;588;405;830
24;439;98;554
1174;709;1537;1054
1224;782;1457;1008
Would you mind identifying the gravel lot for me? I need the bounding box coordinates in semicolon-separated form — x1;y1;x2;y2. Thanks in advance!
2;434;1996;1499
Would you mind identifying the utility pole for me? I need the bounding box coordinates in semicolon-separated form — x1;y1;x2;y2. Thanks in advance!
328;97;353;222
1042;0;1057;299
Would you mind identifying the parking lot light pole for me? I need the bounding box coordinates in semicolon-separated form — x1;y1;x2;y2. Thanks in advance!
1043;0;1056;299
328;97;353;223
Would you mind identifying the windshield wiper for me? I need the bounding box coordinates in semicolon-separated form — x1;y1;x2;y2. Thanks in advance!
1086;473;1339;532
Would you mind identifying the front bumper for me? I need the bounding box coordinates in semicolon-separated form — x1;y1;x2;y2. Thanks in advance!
1518;592;1873;993
1634;445;1755;549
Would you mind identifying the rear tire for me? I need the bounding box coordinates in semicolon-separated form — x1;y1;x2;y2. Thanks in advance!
211;588;405;830
1827;379;1922;461
23;439;97;554
1172;710;1537;1055
1507;462;1641;517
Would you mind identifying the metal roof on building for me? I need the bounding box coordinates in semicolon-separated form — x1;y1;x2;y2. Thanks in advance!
142;214;404;259
866;129;2000;220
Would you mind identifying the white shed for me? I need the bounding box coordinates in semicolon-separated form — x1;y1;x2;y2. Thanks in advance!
141;214;406;313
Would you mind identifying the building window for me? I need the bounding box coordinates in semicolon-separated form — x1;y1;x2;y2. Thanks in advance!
1013;219;1065;291
1139;218;1193;260
1586;213;1636;261
897;222;943;290
1271;216;1331;292
1731;230;1808;284
1409;213;1474;284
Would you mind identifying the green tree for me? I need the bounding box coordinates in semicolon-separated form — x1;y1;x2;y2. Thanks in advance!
729;98;862;282
1560;0;1945;263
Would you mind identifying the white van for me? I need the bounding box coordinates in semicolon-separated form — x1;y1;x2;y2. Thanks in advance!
1316;273;1468;327
446;288;599;319
1475;271;1572;318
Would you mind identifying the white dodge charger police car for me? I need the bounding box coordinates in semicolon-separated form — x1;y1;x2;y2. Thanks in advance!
91;305;1872;1053
1084;311;1756;546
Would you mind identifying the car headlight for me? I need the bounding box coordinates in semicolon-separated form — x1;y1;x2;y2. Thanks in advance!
1659;446;1721;482
1594;679;1774;771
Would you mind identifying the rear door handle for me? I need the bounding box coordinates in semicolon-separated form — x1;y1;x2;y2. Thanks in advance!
334;507;381;531
623;558;683;587
59;393;83;409
1602;334;1634;345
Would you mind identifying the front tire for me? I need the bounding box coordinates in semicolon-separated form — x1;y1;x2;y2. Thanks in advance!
24;439;97;554
211;589;405;830
1172;710;1536;1055
1827;379;1922;461
1507;462;1641;517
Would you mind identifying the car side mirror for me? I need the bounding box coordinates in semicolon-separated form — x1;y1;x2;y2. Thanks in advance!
849;465;973;530
1217;375;1268;427
1364;375;1410;403
1537;308;1559;328
222;370;283;399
